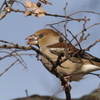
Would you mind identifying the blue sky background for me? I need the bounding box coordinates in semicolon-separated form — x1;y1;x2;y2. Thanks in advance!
0;0;100;100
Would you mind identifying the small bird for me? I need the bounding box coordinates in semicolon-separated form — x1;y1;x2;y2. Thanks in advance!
25;28;100;82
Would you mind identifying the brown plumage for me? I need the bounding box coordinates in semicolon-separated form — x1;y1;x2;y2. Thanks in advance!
26;28;100;81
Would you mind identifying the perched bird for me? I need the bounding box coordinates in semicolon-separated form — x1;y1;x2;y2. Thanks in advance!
25;29;100;82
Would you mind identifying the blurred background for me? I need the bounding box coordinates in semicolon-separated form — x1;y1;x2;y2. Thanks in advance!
0;0;100;99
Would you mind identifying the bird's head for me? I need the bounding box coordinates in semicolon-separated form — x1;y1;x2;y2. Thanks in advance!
25;29;63;49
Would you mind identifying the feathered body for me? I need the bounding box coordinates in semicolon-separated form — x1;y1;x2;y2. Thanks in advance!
26;29;100;81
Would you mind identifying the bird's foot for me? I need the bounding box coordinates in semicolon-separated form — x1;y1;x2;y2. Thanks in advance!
60;76;71;90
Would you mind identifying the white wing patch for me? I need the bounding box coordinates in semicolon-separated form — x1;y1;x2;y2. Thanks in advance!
81;64;100;73
49;48;64;51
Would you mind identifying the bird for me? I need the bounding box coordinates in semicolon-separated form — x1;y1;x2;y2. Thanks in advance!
25;28;100;82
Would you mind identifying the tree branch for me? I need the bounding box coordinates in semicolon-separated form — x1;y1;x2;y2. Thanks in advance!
0;60;18;76
9;8;90;22
0;0;15;20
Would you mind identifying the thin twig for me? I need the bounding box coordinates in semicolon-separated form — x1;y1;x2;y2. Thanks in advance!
67;29;82;50
68;10;100;16
46;20;71;26
0;0;15;20
75;33;90;46
0;40;17;45
71;23;100;42
79;16;87;41
63;3;68;37
85;39;100;51
10;8;90;22
0;44;56;71
88;73;100;78
49;89;63;100
25;89;29;98
45;13;90;22
0;60;18;76
0;0;7;11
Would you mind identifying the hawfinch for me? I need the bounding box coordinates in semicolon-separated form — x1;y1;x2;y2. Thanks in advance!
26;29;100;82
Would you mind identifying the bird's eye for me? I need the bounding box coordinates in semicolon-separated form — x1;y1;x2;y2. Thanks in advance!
59;37;64;42
39;34;44;38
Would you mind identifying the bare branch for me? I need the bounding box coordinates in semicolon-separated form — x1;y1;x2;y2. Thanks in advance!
0;49;27;69
63;3;68;37
60;77;71;100
25;89;29;98
0;0;15;20
85;39;100;51
39;0;52;5
0;0;7;11
88;73;100;78
67;29;82;50
0;60;18;76
9;8;90;21
45;13;90;22
49;89;63;100
68;10;100;16
75;33;90;46
0;44;56;70
0;40;16;45
71;23;100;42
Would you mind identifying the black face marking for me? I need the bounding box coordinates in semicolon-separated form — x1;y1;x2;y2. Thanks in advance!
38;34;44;38
59;37;64;42
36;34;44;40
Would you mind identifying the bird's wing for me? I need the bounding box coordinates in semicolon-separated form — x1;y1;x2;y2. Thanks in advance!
47;42;100;63
47;42;77;55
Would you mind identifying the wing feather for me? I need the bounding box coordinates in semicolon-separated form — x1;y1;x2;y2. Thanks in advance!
47;42;100;63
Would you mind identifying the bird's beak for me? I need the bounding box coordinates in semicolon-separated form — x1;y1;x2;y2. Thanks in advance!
25;35;38;45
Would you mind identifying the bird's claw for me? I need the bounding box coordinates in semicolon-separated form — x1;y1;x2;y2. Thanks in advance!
60;76;71;90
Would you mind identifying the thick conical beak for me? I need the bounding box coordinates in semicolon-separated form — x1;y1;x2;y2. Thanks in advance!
25;35;38;45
